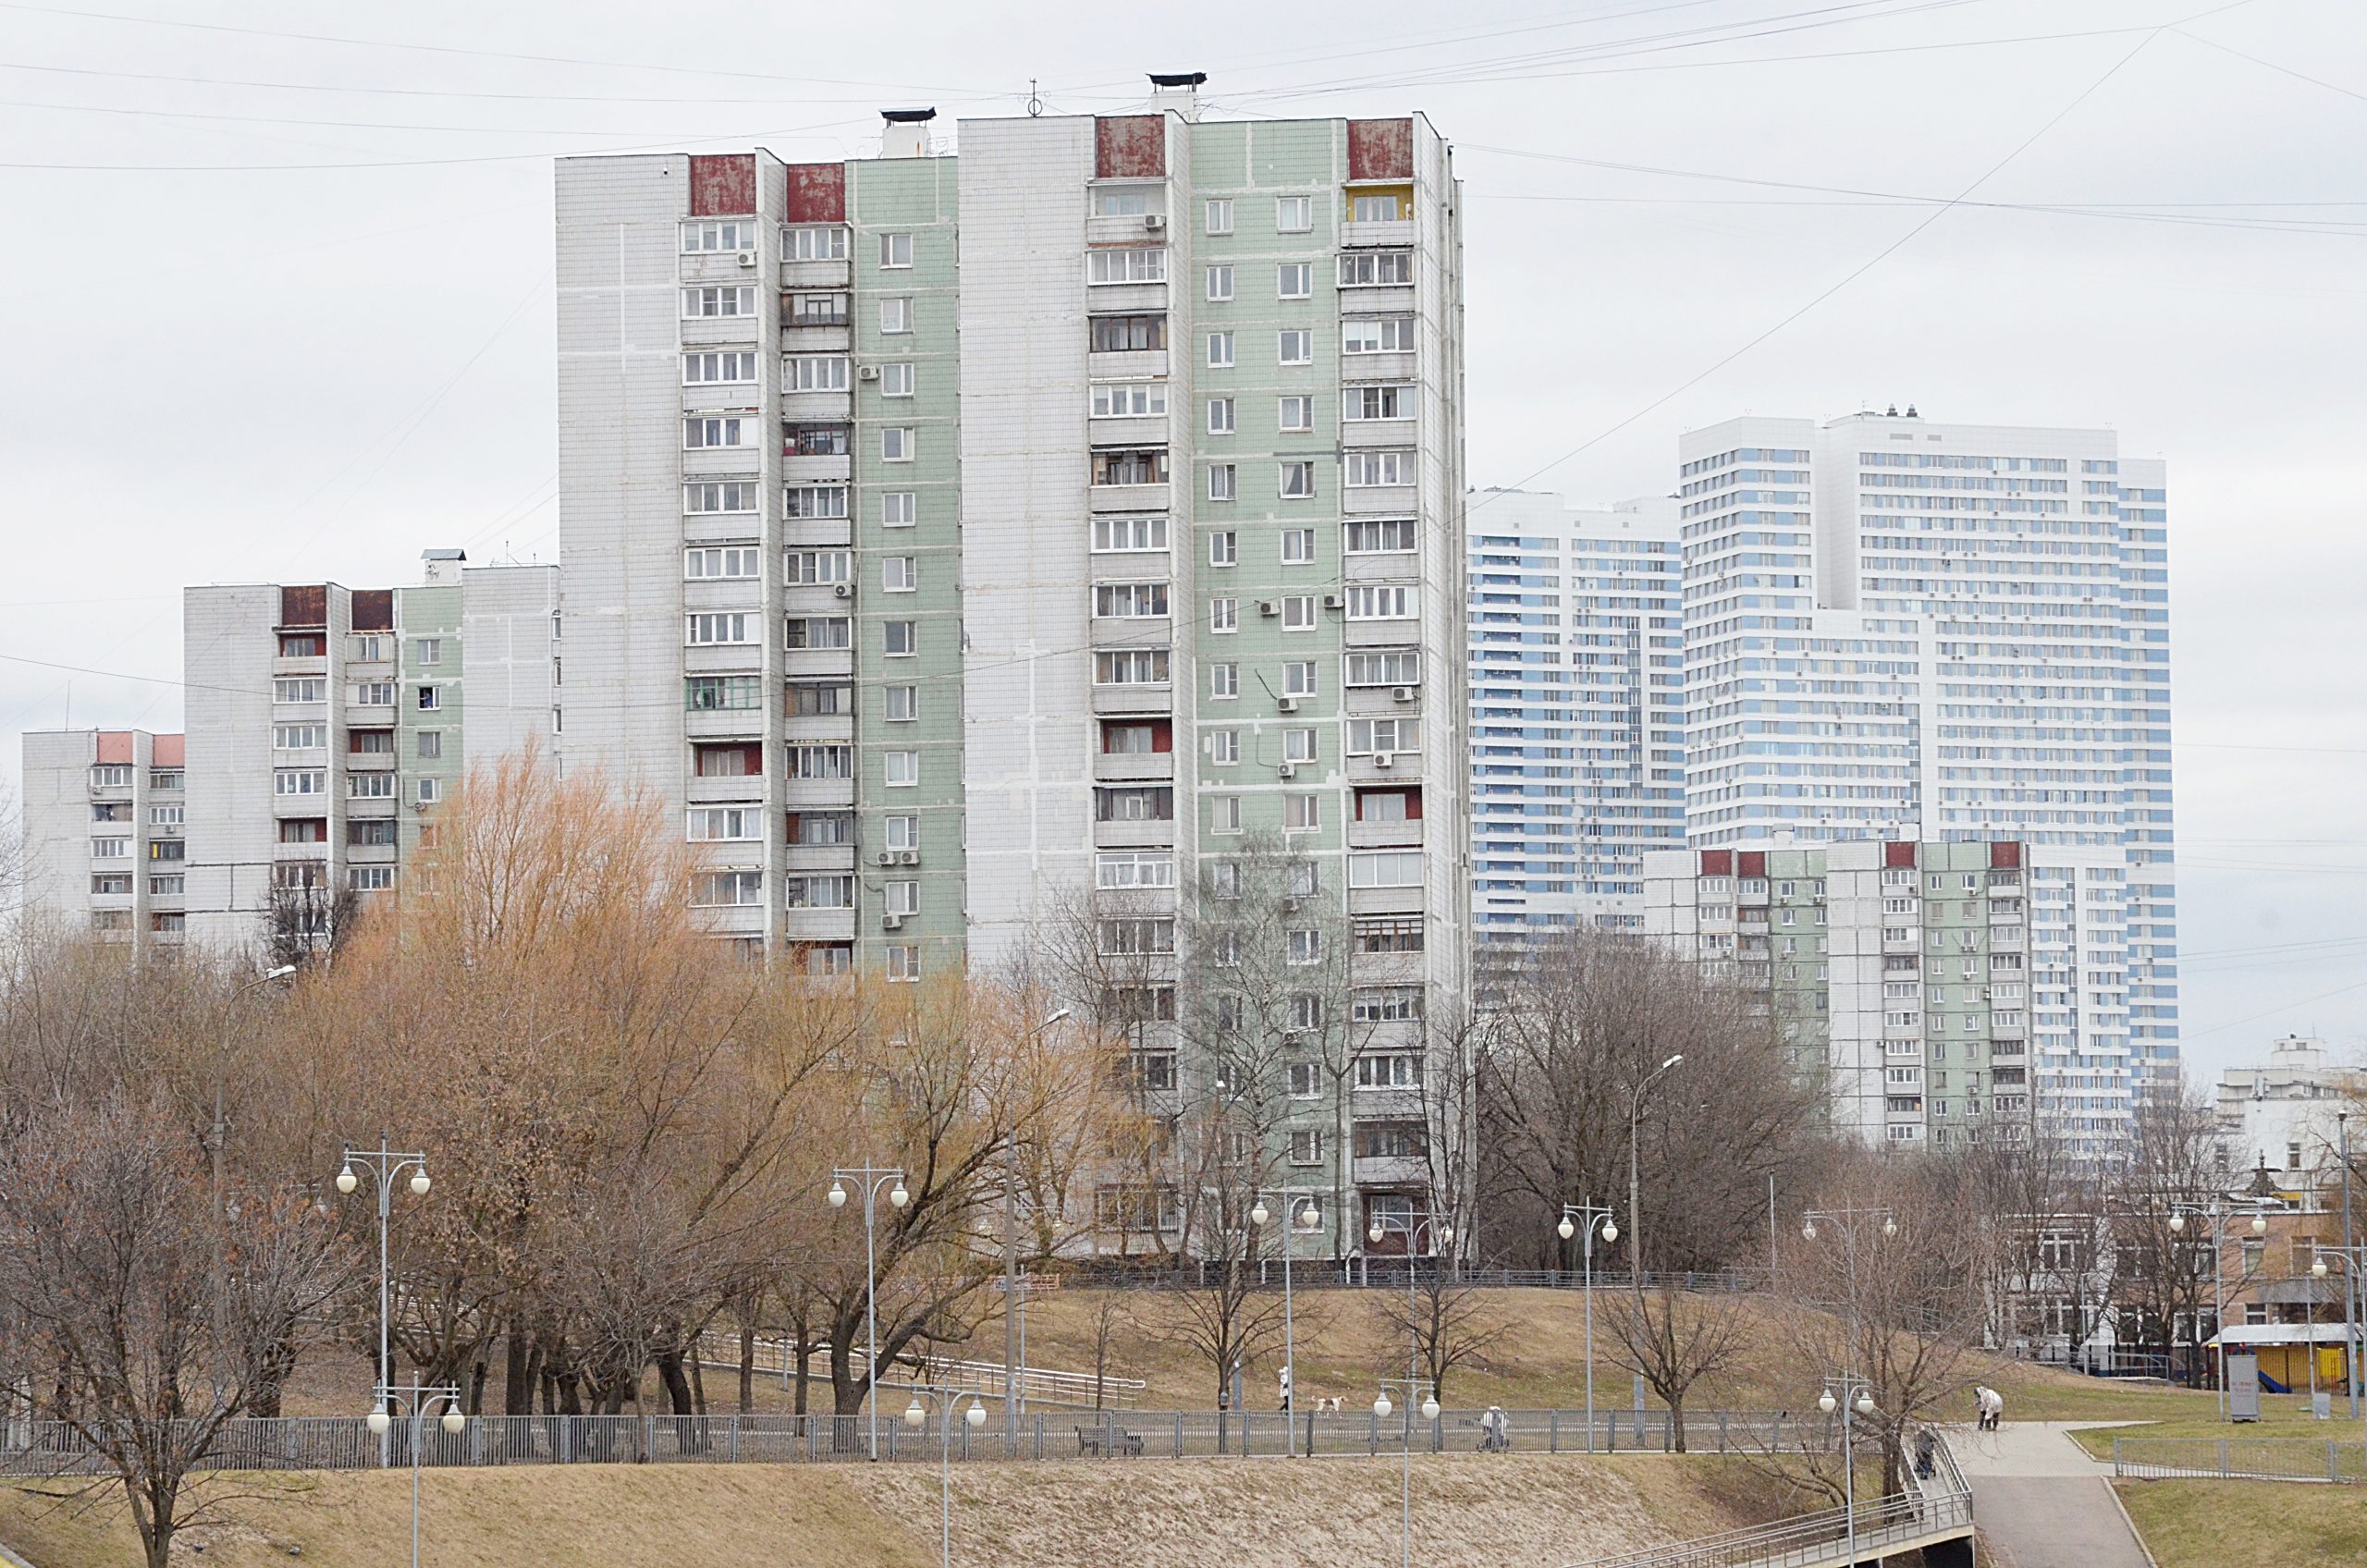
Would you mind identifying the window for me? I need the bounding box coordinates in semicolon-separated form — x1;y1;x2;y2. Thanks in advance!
1207;331;1234;368
1276;196;1313;232
787;682;850;717
1281;595;1317;630
1208;530;1237;566
272;678;324;704
883;686;919;722
782;226;848;261
1345;519;1417;554
1280;528;1317;563
273;723;325;750
1094;515;1169;553
1283;661;1318;696
1284;793;1320;831
683;415;753;450
92;871;135;894
413;777;443;806
275;769;325;797
352;681;394;708
875;879;916;918
149;803;183;827
92;802;130;822
882;491;917;527
349;633;387;662
149;874;185;896
1349;717;1417;754
685;545;761;580
1209;662;1239;699
148;839;186;862
1277;262;1312;299
875;814;917;852
1209;598;1237;632
1209;794;1243;834
1090;314;1167;352
1093;648;1171;684
785;355;850;391
1101;720;1170;754
1357;788;1420;823
1096;786;1174;823
91;838;129;860
1097;918;1175;955
412;637;443;667
692;870;765;907
884;944;923;983
1279;395;1314;433
1208;465;1236;502
1278;329;1313;364
1345;449;1415;486
1338;251;1413;287
1355;1054;1424;1090
688;612;754;645
1206;397;1234;435
1094;582;1171;618
685;480;762;513
1351;851;1423;888
882;556;918;593
688;806;763;841
1207;729;1240;764
1205;264;1233;301
1092;382;1168;419
1092;186;1157;216
789;812;854;847
782;874;856;911
1345;584;1415;619
683;350;759;385
350;773;394;799
1289;995;1324;1032
1097;851;1175;889
1343;316;1416;354
1092;449;1169;486
1350;193;1406;223
881;362;914;397
1283;728;1317;763
1343;385;1412;422
883;620;917;657
884;751;921;788
878;232;913;268
878;297;913;334
1354;1121;1428;1159
683;220;757;253
784;549;852;583
881;427;914;462
788;291;848;325
1280;461;1315;498
416;731;444;761
151;769;184;790
784;484;850;518
1087;247;1168;284
782;616;852;649
786;422;850;456
681;285;757;318
1205;199;1233;234
348;818;396;847
278;633;323;657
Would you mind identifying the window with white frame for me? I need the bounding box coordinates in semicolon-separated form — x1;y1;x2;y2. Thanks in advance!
1094;582;1170;618
1208;663;1239;699
881;427;914;462
878;297;913;333
1207;729;1240;765
1348;717;1418;753
1209;598;1237;632
1092;185;1158;216
783;484;849;518
687;612;754;645
1208;530;1237;566
1094;515;1169;553
273;723;325;751
885;685;919;721
1280;528;1316;564
881;815;919;851
1087;247;1167;285
91;838;129;859
686;545;761;580
682;285;757;318
1091;382;1168;419
882;557;917;593
883;620;917;657
274;770;325;796
784;549;851;583
685;481;760;514
1277;329;1313;364
688;806;763;841
1283;729;1317;764
1205;263;1233;301
1093;648;1170;684
878;232;913;268
1279;395;1313;432
1096;850;1175;889
1207;331;1234;368
1350;850;1423;888
1345;449;1415;486
1208;465;1236;502
1342;316;1416;354
1276;196;1313;231
691;870;764;907
273;678;324;703
350;773;394;799
1280;461;1315;498
1284;793;1320;831
1345;649;1420;686
1338;251;1413;287
1345;518;1417;554
783;874;856;909
1277;262;1312;299
682;220;757;252
781;616;851;649
785;355;850;391
1283;660;1318;696
683;350;759;385
885;944;922;982
882;492;917;527
883;880;918;916
1281;594;1317;630
787;744;852;780
1355;1053;1424;1089
885;751;920;787
683;415;754;450
1205;198;1233;234
881;362;914;397
781;225;847;261
1287;927;1320;966
349;866;395;892
1207;397;1234;434
1343;385;1413;421
1353;986;1424;1023
150;803;182;827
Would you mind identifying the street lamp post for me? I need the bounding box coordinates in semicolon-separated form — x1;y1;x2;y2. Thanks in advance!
1816;1374;1879;1567
336;1145;431;1457
828;1163;909;1460
1557;1202;1617;1452
1801;1205;1897;1353
903;1386;988;1568
2308;1243;2367;1445
1367;1209;1452;1568
1625;1054;1685;1287
1249;1187;1323;1452
1371;1376;1441;1568
368;1381;464;1568
2169;1197;2270;1416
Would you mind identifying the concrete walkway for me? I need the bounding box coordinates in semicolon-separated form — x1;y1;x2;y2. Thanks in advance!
1945;1424;2154;1568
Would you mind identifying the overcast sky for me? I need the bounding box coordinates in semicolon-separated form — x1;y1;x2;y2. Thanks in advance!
1;0;2360;1080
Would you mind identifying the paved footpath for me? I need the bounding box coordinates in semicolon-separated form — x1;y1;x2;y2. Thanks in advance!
1945;1423;2155;1568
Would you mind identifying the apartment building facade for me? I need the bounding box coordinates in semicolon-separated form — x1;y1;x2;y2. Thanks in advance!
1674;410;2177;1095
1466;489;1683;938
21;554;558;953
1644;837;2138;1156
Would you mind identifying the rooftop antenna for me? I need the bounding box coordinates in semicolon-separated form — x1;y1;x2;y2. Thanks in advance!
1028;79;1042;117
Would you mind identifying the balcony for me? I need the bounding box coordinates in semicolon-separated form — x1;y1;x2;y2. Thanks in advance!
1090;684;1172;718
1352;1154;1429;1187
681;312;764;350
1348;885;1425;917
1093;818;1175;851
783;648;855;680
1090;481;1171;513
778;390;853;425
681;446;762;482
1345;752;1418;787
1344;616;1421;648
782;453;852;484
1342;483;1417;516
1348;818;1422;850
346;752;396;772
1341;217;1415;249
779;255;852;291
699;902;769;938
1094;751;1175;783
779;906;857;943
1342;348;1416;384
1089;614;1171;647
687;774;767;805
1341;417;1417;450
782;776;856;810
1086;349;1167;381
786;844;856;874
679;250;762;287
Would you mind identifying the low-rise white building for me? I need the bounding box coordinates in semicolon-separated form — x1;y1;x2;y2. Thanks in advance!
2214;1035;2361;1190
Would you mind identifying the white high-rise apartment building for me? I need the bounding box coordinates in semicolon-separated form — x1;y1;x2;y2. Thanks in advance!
1675;410;2177;1095
1466;490;1683;937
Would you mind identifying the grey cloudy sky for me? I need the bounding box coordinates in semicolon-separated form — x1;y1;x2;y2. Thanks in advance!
1;0;2360;1080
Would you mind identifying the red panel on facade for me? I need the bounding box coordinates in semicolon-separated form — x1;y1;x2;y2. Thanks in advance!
689;153;757;216
96;730;134;765
1738;851;1767;879
279;584;326;628
1883;840;1919;869
784;163;845;223
152;734;185;766
1990;840;2023;868
1700;849;1733;876
1348;118;1415;182
1095;115;1165;178
350;588;393;631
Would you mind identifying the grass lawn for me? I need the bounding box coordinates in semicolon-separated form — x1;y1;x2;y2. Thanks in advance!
2066;1393;2358;1458
2115;1478;2367;1567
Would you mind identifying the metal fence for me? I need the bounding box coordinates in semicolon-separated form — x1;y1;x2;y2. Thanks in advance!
0;1406;1846;1478
692;1332;1150;1410
2112;1435;2367;1484
1067;1262;1771;1294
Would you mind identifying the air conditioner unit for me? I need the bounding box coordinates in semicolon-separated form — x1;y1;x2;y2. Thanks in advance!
1277;695;1299;713
882;913;905;930
737;252;757;268
1373;752;1395;769
857;364;882;382
1276;762;1297;779
875;851;896;867
897;850;919;866
1144;214;1166;231
1257;600;1279;617
831;582;854;599
1322;594;1344;610
1391;686;1417;703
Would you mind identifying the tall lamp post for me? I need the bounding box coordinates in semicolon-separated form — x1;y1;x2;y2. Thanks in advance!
336;1145;432;1442
367;1380;464;1568
2308;1244;2367;1444
1556;1201;1617;1452
828;1163;909;1460
1801;1206;1897;1351
1817;1374;1879;1567
1625;1054;1685;1285
1372;1376;1441;1568
2169;1198;2269;1416
903;1386;987;1568
1249;1187;1322;1451
1368;1208;1452;1568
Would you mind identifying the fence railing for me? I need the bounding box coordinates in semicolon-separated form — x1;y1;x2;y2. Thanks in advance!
2112;1435;2367;1484
692;1331;1149;1410
0;1406;1846;1478
1066;1262;1771;1294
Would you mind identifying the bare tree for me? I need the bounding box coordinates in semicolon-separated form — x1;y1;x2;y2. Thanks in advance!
2106;1085;2238;1383
1602;1283;1748;1451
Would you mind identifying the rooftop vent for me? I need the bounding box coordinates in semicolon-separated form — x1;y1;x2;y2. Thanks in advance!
880;107;937;158
1148;70;1207;121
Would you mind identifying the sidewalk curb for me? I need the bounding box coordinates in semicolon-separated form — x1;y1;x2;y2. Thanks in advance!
2101;1478;2163;1568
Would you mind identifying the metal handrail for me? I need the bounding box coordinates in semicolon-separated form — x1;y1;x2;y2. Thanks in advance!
693;1331;1149;1408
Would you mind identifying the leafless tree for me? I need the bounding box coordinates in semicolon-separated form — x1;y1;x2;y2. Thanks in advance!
2105;1085;2240;1382
1601;1284;1748;1451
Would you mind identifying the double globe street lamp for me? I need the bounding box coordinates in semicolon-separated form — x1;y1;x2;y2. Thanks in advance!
1557;1203;1616;1451
903;1388;987;1568
828;1165;909;1460
1818;1376;1879;1567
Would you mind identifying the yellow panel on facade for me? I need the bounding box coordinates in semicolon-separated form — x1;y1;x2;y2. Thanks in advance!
1345;184;1413;221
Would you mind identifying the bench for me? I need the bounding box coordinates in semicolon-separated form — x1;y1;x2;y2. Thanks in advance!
1074;1425;1145;1457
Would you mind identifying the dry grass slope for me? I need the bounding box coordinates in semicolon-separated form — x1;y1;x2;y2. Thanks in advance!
2114;1477;2367;1568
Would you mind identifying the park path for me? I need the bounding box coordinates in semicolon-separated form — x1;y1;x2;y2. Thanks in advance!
1946;1423;2153;1568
